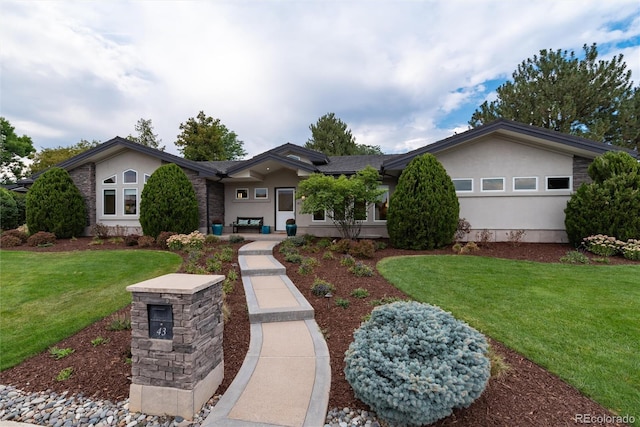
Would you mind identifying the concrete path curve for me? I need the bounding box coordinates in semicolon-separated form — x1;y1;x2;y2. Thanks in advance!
203;240;331;427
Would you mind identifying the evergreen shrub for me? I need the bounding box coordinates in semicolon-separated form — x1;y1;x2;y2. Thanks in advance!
137;236;156;248
344;301;490;426
0;234;22;247
311;278;335;296
331;239;352;254
565;151;640;245
26;167;86;238
349;239;375;258
0;188;19;230
156;231;176;249
387;154;459;249
2;228;28;243
139;163;199;238
27;231;56;247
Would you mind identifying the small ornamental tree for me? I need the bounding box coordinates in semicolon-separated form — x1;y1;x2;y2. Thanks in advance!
298;166;385;239
139;163;199;238
344;301;490;426
26;167;86;238
387;154;459;249
565;151;640;245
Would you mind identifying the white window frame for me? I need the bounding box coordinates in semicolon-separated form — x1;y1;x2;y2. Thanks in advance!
254;188;268;199
481;177;505;192
236;188;249;199
452;178;473;193
312;210;326;222
123;169;138;184
123;188;138;215
144;173;150;184
513;176;538;192
374;186;389;222
545;176;572;191
103;175;116;185
103;189;116;215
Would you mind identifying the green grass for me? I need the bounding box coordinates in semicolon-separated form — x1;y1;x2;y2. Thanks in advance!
378;255;640;422
0;250;182;370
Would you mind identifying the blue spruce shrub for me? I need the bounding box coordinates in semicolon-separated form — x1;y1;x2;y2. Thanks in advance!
344;301;490;426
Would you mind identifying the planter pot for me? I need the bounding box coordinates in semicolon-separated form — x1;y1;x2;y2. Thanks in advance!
211;224;223;236
285;224;297;236
262;225;270;234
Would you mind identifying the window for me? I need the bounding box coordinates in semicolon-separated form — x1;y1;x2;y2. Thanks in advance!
452;178;473;192
374;186;389;221
254;188;268;199
236;188;248;199
514;177;538;191
354;200;367;221
123;169;137;184
144;174;150;184
312;210;326;222
546;176;571;190
124;189;137;215
103;189;116;215
103;175;116;184
481;177;505;192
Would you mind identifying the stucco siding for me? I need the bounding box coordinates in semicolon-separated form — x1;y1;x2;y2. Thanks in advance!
95;151;161;231
435;135;574;240
223;169;300;231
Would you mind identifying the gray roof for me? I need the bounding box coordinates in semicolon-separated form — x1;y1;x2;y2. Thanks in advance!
318;155;397;175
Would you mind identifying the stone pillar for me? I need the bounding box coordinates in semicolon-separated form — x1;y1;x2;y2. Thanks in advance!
127;273;225;420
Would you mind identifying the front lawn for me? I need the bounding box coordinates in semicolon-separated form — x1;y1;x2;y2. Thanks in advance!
378;255;639;422
0;250;182;370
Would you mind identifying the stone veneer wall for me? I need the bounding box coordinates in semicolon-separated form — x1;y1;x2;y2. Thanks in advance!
572;156;592;190
130;283;224;389
207;180;225;225
69;163;96;231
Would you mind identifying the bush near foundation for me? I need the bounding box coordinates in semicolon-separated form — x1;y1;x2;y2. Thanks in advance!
139;163;199;238
26;167;86;238
387;154;459;250
565;151;640;245
344;301;490;426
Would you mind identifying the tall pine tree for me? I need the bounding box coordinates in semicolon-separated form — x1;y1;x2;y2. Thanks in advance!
470;43;639;150
305;113;382;155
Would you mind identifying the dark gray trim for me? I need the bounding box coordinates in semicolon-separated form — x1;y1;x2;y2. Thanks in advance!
270;143;330;164
225;151;319;176
31;136;219;180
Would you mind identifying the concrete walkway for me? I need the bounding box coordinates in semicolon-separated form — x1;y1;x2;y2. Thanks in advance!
203;240;331;427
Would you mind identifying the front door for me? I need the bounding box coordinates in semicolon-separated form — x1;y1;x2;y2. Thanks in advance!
276;188;295;231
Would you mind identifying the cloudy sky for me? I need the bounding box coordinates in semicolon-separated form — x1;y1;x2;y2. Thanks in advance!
1;0;639;158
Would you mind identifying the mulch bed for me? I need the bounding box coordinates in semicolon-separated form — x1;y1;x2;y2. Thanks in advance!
1;237;636;426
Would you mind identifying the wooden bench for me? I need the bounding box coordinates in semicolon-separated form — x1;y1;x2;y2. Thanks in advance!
232;217;264;233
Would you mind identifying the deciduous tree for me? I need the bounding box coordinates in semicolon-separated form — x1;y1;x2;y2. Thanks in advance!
175;111;246;161
298;165;385;239
0;117;36;183
30;140;100;175
305;113;383;155
470;43;639;150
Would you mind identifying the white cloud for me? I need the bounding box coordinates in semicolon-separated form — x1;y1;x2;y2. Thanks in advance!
1;0;638;159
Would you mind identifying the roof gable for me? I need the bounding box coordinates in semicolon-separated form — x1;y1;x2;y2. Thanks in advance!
39;136;218;179
382;119;638;171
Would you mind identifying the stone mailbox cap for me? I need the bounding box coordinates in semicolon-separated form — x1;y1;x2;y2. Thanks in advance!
126;273;225;294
